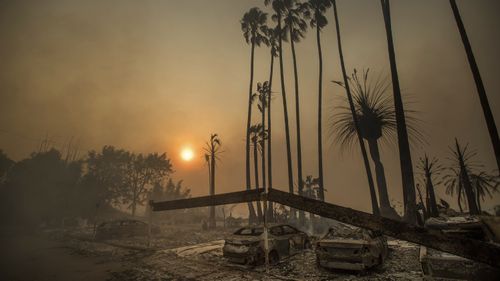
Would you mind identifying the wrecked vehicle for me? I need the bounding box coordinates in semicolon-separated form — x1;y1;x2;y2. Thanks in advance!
315;225;388;271
222;224;311;265
419;216;500;281
95;219;160;240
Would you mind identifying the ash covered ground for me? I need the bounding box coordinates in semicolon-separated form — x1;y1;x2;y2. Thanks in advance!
31;224;423;281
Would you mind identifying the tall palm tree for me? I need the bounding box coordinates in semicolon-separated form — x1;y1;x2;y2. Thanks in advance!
417;155;443;218
331;0;379;215
204;134;222;229
256;82;269;192
304;0;331;202
265;0;295;220
449;0;500;172
250;124;264;222
380;0;417;224
332;69;416;219
263;26;279;221
283;0;308;225
241;8;267;222
443;139;479;215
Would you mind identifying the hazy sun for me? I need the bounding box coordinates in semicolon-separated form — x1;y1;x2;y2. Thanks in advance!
181;148;194;161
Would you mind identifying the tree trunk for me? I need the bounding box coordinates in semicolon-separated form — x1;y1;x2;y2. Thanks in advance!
316;17;325;202
267;52;275;221
290;28;305;226
380;0;417;224
449;0;500;172
457;186;463;213
476;189;482;213
277;14;295;220
254;138;263;222
246;39;258;223
333;0;380;215
425;171;439;217
209;151;216;229
367;139;398;218
455;139;479;215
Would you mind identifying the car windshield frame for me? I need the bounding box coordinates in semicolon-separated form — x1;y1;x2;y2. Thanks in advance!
234;226;264;236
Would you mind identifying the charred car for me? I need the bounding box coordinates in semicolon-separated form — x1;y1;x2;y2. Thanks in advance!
223;224;311;265
95;219;160;240
419;216;500;281
316;225;388;271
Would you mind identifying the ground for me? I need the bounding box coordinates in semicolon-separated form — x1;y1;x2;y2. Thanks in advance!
0;224;423;281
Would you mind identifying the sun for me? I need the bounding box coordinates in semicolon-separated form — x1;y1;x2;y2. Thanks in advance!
180;148;194;161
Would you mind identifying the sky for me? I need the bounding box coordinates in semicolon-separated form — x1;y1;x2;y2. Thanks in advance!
1;0;499;215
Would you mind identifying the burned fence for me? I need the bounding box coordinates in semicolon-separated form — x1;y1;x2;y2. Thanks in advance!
150;189;500;268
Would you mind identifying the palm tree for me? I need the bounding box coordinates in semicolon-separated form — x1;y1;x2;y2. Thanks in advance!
241;8;267;223
265;0;295;220
380;0;417;224
332;69;411;219
470;172;498;213
283;0;308;225
331;0;379;215
443;139;480;215
256;82;269;192
204;134;222;229
304;0;331;202
449;0;500;172
417;155;443;218
263;26;279;221
250;124;264;222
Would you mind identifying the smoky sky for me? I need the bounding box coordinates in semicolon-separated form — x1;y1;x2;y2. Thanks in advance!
1;0;499;214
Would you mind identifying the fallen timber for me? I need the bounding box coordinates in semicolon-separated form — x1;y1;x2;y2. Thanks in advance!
150;189;500;268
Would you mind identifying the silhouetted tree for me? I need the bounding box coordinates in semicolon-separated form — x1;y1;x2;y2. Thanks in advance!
265;0;295;220
444;139;480;214
304;0;331;202
449;0;500;172
470;172;498;213
331;0;379;215
241;8;267;223
204;134;222;229
250;124;264;222
380;0;417;224
283;0;308;225
417;155;443;218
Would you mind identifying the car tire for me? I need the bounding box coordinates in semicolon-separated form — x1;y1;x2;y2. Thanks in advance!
269;250;279;265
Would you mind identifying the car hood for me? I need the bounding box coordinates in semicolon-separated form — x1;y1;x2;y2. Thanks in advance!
225;235;262;245
318;239;369;249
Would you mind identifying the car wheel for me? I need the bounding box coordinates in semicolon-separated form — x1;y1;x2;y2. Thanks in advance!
269;250;279;265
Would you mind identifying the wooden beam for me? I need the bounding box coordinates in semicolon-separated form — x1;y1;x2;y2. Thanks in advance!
151;189;264;212
267;189;500;268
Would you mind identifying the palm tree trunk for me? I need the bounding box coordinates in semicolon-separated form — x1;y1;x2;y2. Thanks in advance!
380;0;417;224
277;14;295;220
416;184;427;220
367;138;398;218
457;185;463;213
316;17;325;202
333;0;380;215
455;139;479;215
290;28;305;226
476;189;482;213
246;39;257;223
253;138;263;222
449;0;500;172
426;174;439;217
261;105;266;194
209;152;216;229
267;54;275;221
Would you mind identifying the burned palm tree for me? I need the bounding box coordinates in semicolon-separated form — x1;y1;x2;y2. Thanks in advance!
283;0;308;225
449;0;500;172
417;155;443;218
470;172;498;213
380;0;417;224
241;7;268;223
332;69;421;219
204;134;222;229
331;0;379;216
443;139;480;215
265;0;295;220
303;0;331;202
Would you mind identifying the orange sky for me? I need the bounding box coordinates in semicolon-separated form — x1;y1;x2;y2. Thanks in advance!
1;0;499;215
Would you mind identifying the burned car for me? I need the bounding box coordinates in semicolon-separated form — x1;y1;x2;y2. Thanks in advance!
316;225;388;271
419;216;500;281
95;219;160;240
222;224;311;265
